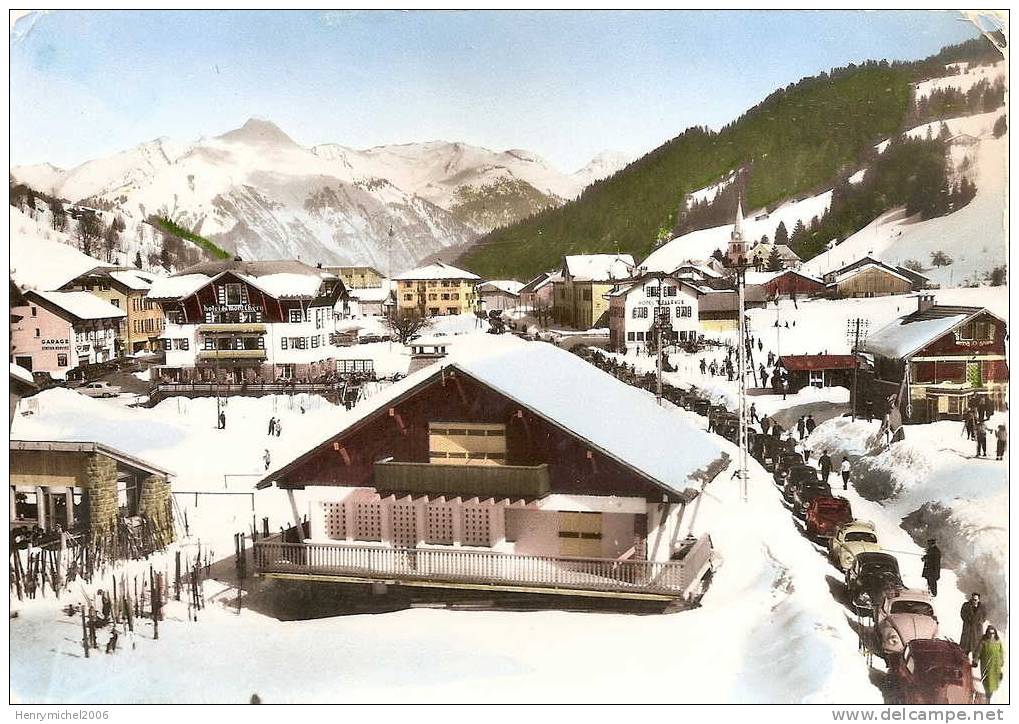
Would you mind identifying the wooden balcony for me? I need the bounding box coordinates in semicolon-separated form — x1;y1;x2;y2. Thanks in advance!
253;535;713;600
373;459;551;498
197;323;267;334
196;349;267;362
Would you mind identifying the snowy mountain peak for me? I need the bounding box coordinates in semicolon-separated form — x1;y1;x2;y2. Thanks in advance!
217;118;299;147
572;150;629;185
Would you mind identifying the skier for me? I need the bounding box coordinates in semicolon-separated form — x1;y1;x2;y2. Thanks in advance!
995;424;1007;460
960;593;987;667
839;457;851;491
979;626;1004;703
976;420;989;457
921;538;942;597
796;416;806;440
818;450;832;484
805;414;817;436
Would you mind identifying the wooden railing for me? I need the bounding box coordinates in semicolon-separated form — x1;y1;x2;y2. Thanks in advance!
373;460;551;498
253;535;713;598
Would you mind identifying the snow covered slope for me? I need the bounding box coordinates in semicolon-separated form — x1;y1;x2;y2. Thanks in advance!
803;112;1006;285
12;120;625;273
913;61;1006;100
9;206;113;290
642;191;831;271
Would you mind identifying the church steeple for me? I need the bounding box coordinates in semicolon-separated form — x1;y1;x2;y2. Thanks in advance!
727;194;748;265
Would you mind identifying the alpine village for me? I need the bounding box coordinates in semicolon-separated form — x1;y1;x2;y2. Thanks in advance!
7;11;1010;708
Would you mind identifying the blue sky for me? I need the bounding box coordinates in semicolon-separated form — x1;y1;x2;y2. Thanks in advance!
10;10;984;171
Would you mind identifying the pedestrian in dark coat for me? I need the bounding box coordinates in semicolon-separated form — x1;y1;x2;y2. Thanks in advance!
818;451;832;484
805;415;816;435
976;422;988;457
757;339;763;352
749;403;759;424
796;416;806;440
921;539;941;597
218;411;226;430
760;415;771;436
960;593;987;666
995;424;1007;460
964;409;976;440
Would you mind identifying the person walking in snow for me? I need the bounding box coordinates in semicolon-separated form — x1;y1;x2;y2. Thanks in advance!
263;449;271;471
760;414;771;436
960;593;988;667
796;416;806;440
805;414;817;436
767;351;775;367
818;451;832;484
274;418;282;437
979;626;1004;703
757;339;763;352
839;457;851;491
921;538;942;597
749;403;759;424
964;408;976;440
218;411;226;430
699;358;707;375
267;417;277;436
976;421;989;457
995;424;1007;460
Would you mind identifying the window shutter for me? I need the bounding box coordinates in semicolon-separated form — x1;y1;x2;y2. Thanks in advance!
217;286;226;305
240;286;249;304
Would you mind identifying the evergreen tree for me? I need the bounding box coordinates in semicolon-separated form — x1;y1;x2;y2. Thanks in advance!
993;114;1007;138
49;198;66;231
766;245;783;272
159;247;172;270
134;250;143;269
774;221;789;246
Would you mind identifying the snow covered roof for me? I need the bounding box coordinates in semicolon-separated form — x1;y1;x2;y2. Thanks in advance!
832;262;913;285
27;290;126;321
862;305;992;360
263;341;728;497
108;270;153;291
239;272;324;298
394;261;480;281
749;243;801;261
562;254;635;282
519;272;554;294
349;287;393;303
10;363;36;387
477;279;524;296
147;274;211;300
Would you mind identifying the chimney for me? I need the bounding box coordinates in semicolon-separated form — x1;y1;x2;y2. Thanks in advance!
917;293;935;313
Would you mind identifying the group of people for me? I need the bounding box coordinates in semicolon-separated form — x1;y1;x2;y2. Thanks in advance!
964;409;1007;460
921;540;1004;702
267;416;283;437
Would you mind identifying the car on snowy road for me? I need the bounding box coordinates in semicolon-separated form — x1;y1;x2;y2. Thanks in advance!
875;588;939;659
889;639;975;704
792;479;833;518
781;464;818;503
844;551;903;616
804;496;853;539
77;381;121;398
774;453;805;486
829;520;882;572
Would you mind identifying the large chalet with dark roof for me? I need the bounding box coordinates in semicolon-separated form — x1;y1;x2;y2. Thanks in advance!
255;342;727;601
859;294;1007;422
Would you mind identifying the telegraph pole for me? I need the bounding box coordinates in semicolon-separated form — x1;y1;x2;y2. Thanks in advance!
655;312;664;406
847;318;869;421
736;261;750;502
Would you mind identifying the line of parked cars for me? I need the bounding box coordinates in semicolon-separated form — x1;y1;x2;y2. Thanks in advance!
570;347;980;703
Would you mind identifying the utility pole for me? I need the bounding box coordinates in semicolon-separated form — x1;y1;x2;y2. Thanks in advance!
736;262;750;503
847;318;868;421
655;311;664;406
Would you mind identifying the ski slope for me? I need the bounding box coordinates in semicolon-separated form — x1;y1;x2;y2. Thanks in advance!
913;61;1006;101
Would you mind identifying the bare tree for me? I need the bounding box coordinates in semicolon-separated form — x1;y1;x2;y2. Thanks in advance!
49;198;67;231
75;214;103;257
384;312;433;345
102;221;120;263
532;301;554;329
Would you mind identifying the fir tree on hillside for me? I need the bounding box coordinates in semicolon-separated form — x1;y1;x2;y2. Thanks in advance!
774;221;789;246
134;250;143;269
766;245;783;272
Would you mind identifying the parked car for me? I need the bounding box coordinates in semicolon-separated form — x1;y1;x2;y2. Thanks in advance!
829;520;881;572
875;588;939;659
889;639;975;704
689;398;711;417
845;552;903;616
793;480;834;518
774;453;805;486
804;496;853;539
77;381;121;398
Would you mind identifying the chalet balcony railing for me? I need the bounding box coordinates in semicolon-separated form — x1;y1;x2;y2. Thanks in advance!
373;460;551;498
252;535;713;598
196;349;268;362
197;323;267;334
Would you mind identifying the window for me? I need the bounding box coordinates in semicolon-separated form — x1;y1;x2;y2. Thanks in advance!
627;332;636;341
354;501;382;541
582;289;592;301
462;506;491;547
677;306;692;318
34;328;40;337
632;307;648;319
289;309;303;323
451;293;459;300
57;353;68;367
281;337;288;350
205;338;215;350
311;335;320;348
645;286;660;297
664;285;678;297
429;307;440;316
636;332;645;341
30;306;37;317
225;284;242;306
110;298;120;308
958;320;993;342
404;294;413;301
441;294;450;300
117;480;138;516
